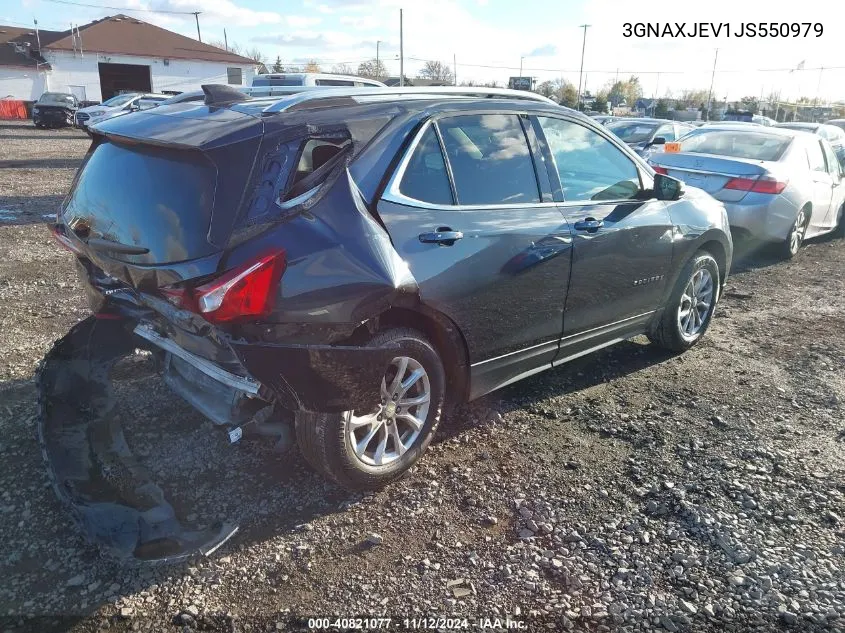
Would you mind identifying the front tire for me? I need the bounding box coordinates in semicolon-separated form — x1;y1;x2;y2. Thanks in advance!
649;252;719;353
295;328;446;491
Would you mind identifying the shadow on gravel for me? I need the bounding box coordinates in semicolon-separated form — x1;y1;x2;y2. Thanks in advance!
0;158;83;170
0;195;63;226
439;339;676;441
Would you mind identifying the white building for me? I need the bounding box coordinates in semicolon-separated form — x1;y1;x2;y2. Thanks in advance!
1;15;259;102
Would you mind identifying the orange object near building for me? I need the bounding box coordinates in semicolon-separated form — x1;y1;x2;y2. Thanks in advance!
0;99;28;120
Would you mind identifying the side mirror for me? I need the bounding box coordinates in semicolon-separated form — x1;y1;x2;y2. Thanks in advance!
127;103;140;111
654;173;684;201
651;136;666;145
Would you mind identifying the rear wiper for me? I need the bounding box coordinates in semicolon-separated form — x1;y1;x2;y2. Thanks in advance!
85;237;150;255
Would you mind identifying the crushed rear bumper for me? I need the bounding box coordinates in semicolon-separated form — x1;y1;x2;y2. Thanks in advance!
38;314;397;561
37;316;238;562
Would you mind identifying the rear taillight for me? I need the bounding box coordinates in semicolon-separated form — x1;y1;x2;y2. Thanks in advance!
652;166;668;175
724;176;787;195
191;252;286;324
49;225;82;254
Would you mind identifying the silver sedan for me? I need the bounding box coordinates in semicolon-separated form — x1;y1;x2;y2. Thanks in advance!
649;127;845;257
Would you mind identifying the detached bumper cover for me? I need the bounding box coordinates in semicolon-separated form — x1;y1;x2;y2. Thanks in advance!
37;316;238;562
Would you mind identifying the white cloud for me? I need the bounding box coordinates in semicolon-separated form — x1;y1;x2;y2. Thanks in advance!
144;0;283;26
287;15;322;28
339;14;382;30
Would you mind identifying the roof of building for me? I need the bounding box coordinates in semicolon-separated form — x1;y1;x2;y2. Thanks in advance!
1;15;258;67
0;25;58;69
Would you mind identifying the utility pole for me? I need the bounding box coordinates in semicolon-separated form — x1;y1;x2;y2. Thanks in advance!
192;12;202;42
815;66;824;106
576;24;590;111
223;28;228;51
652;72;660;116
399;9;404;87
376;40;381;76
519;56;524;78
453;53;457;86
705;48;718;121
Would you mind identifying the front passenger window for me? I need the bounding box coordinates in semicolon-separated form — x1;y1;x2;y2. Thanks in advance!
537;116;642;202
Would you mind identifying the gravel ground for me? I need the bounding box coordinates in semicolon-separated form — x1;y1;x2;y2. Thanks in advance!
1;119;845;632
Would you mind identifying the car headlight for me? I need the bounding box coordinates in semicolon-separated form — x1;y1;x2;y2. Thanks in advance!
33;107;40;113
89;110;105;117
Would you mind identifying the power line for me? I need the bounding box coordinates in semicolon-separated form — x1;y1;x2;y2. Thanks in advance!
41;0;201;15
405;55;845;75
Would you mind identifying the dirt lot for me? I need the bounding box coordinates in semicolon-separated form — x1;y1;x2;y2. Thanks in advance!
1;119;844;633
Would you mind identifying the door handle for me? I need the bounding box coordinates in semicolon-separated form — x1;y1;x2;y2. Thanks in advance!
573;217;603;232
419;227;464;245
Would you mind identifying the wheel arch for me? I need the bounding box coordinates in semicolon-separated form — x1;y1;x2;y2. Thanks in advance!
355;304;470;405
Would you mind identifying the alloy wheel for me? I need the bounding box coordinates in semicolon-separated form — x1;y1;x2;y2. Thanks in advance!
347;356;431;467
677;268;714;340
789;209;807;255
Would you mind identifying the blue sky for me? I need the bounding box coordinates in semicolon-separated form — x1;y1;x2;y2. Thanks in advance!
5;0;844;102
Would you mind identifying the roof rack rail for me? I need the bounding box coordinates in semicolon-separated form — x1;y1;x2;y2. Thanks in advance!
257;86;558;113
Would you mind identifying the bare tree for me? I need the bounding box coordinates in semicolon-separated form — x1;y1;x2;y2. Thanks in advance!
331;63;356;76
357;59;388;80
535;80;555;98
303;60;321;73
241;46;268;65
418;60;454;84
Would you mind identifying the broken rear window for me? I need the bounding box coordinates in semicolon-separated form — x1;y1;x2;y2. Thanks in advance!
243;115;391;225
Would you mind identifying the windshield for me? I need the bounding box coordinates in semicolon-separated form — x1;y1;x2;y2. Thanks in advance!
252;77;304;87
37;93;77;107
101;93;138;107
678;131;791;161
607;121;659;143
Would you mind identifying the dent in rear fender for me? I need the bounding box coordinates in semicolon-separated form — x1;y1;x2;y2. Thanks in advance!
37;316;238;562
244;169;420;325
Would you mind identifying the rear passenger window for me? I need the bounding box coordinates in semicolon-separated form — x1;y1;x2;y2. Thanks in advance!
438;114;540;205
398;126;454;205
537;116;641;202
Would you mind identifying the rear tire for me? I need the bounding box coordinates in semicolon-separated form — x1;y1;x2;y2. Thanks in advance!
648;252;719;353
780;206;809;258
834;204;845;239
295;328;446;491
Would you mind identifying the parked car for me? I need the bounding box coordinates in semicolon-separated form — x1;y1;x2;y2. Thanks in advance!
590;114;618;126
243;72;386;97
43;84;733;558
31;92;78;128
607;118;696;158
827;119;845;132
775;121;845;169
650;127;845;257
156;90;206;105
74;92;168;130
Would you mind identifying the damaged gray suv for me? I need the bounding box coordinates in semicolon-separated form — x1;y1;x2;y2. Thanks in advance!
42;85;732;561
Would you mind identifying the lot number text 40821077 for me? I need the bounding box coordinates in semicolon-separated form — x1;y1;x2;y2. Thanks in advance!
623;22;823;38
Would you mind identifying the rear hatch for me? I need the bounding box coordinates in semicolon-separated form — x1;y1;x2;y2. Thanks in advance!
59;104;264;281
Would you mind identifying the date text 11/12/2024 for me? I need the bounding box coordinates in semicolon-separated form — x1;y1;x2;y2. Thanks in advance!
623;22;823;38
306;617;528;630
